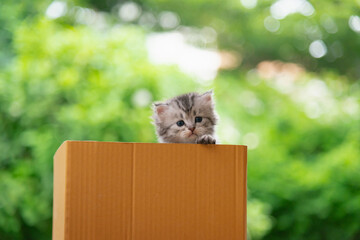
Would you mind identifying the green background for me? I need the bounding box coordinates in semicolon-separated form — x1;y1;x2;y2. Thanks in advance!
0;0;359;239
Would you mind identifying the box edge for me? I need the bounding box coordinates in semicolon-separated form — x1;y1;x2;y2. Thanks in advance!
53;141;69;240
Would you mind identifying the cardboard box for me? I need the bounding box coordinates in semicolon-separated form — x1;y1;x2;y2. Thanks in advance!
53;141;247;240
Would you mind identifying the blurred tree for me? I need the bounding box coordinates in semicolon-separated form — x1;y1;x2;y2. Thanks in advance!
0;18;198;239
82;0;360;79
3;0;360;78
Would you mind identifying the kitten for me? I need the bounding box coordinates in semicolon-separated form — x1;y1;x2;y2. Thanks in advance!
152;91;217;144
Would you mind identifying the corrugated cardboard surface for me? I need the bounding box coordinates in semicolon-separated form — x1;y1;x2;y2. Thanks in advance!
53;141;247;240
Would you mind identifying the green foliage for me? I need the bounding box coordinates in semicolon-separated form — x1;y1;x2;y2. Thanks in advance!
0;18;199;239
0;1;360;240
215;75;360;239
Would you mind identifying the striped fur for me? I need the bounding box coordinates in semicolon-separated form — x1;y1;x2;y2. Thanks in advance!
152;91;218;144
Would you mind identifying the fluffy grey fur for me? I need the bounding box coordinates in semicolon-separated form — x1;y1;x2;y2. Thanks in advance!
152;91;218;144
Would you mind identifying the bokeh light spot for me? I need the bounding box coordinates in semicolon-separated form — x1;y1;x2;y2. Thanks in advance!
146;32;221;83
45;1;67;19
309;40;327;58
132;89;153;107
200;27;217;44
342;97;359;116
321;15;338;34
139;12;157;29
119;2;141;22
264;16;280;32
240;0;257;9
243;132;260;150
159;11;180;29
270;0;314;20
330;41;343;59
349;15;360;33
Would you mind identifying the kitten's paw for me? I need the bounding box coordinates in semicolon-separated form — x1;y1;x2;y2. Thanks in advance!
196;135;216;144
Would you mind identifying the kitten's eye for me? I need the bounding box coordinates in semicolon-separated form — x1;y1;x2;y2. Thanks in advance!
176;120;185;127
195;117;202;123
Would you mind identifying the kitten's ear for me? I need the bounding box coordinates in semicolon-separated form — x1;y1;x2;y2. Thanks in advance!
153;103;169;116
199;90;214;104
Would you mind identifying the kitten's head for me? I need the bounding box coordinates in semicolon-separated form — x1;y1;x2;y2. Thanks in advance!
152;91;217;143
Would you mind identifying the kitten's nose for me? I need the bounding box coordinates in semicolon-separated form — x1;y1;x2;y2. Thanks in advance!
189;127;195;132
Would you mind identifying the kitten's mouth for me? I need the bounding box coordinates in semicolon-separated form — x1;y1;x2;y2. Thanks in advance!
188;133;198;138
